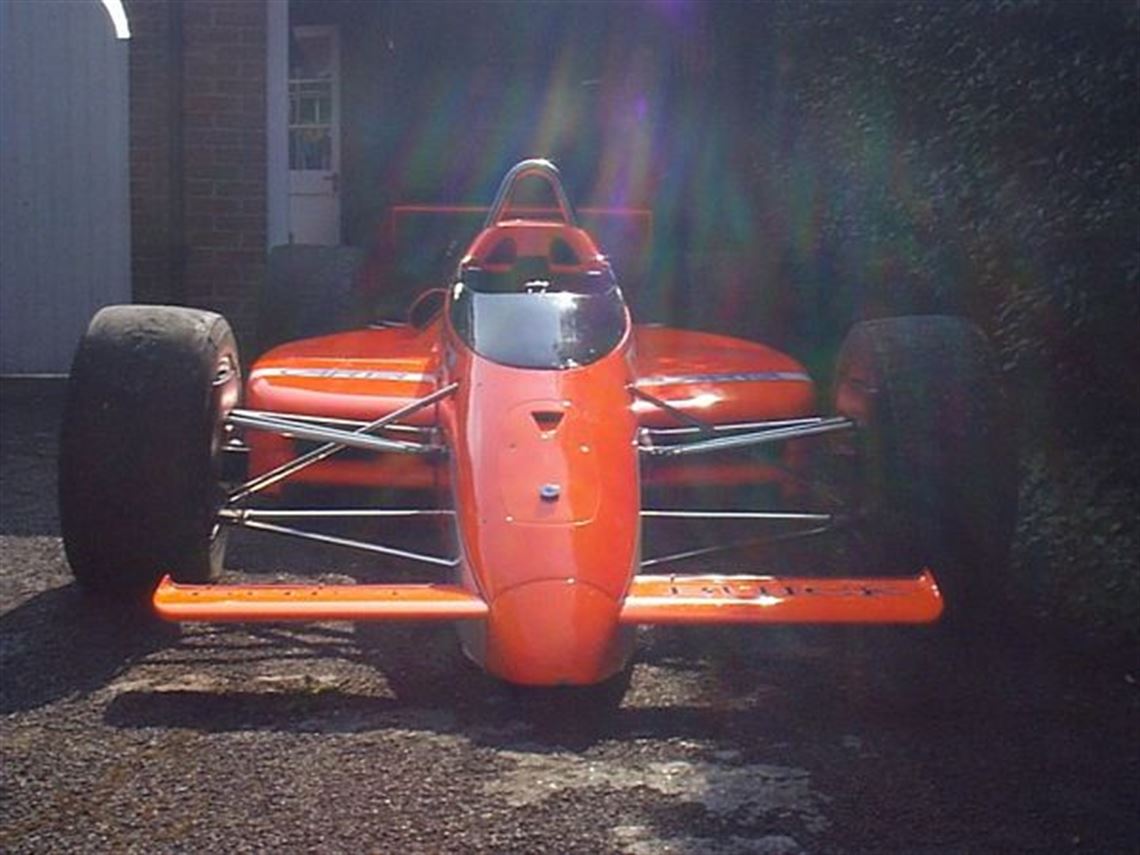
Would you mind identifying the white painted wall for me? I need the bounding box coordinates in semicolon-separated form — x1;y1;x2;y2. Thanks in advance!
0;0;131;374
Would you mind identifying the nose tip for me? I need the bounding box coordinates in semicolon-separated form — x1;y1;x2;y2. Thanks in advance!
484;579;629;686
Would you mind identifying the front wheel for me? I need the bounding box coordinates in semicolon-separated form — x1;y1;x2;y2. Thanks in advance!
59;306;241;598
833;315;1017;615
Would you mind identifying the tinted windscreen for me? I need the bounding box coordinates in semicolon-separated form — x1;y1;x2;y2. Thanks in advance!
450;287;628;369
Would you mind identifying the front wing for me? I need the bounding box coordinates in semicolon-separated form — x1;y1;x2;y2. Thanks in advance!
153;571;942;624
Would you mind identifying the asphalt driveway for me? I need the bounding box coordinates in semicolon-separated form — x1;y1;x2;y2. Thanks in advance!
2;379;1137;853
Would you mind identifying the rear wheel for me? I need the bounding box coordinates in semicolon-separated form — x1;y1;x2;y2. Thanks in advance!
833;315;1017;616
59;306;241;598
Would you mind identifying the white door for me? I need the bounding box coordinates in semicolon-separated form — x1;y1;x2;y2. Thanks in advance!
288;26;340;245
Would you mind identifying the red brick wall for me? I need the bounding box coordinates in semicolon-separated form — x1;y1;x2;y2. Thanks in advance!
127;0;177;306
128;0;266;345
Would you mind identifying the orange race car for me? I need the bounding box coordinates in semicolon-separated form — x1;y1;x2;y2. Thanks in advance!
59;160;1016;695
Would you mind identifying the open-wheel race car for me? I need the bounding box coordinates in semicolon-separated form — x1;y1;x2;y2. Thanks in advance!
59;160;1016;697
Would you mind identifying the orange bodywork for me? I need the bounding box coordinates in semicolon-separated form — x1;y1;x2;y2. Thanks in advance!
245;326;443;490
155;160;943;688
435;300;641;684
242;323;817;494
619;571;943;624
155;571;942;626
153;577;487;622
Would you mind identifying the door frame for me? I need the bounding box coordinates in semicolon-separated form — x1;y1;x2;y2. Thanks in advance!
266;8;346;249
266;0;289;249
286;23;341;245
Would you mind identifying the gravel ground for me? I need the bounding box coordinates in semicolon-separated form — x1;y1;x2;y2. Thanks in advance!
2;379;1137;853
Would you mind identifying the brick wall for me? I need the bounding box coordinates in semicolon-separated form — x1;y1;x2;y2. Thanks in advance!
128;0;266;346
127;0;177;306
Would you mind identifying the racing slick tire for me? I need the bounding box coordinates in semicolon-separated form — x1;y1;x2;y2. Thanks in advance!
833;315;1017;617
59;306;241;598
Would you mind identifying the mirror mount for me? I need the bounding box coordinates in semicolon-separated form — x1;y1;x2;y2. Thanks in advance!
408;288;448;329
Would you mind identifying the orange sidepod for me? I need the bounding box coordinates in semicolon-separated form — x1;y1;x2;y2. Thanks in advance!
631;326;816;426
244;325;443;490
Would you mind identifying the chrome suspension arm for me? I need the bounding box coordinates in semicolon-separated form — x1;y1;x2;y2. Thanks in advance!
641;525;834;569
218;509;459;569
229;411;429;454
642;510;831;522
639;416;854;457
226;382;458;504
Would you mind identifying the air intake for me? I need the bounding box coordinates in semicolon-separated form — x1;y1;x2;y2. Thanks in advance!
531;411;564;433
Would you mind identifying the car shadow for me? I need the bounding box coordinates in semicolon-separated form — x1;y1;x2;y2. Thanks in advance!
0;583;179;714
0;379;66;538
101;684;780;754
100;619;599;746
97;618;981;752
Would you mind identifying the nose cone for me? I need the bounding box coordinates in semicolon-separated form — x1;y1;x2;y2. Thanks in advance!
484;579;631;686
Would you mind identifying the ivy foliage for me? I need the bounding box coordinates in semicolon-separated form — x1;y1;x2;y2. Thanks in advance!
688;1;1139;643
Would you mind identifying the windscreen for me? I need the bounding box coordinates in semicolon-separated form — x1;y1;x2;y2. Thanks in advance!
449;285;628;370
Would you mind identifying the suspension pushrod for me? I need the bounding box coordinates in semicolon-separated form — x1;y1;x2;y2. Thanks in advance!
630;385;712;432
220;508;453;520
640;525;832;569
226;517;459;568
229;412;428;454
640;417;854;457
643;417;829;437
642;510;831;522
226;382;457;504
229;409;429;435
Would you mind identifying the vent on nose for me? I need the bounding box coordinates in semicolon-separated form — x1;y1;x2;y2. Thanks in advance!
531;411;564;433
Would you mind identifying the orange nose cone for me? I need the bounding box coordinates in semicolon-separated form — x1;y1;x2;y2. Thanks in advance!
484;579;632;686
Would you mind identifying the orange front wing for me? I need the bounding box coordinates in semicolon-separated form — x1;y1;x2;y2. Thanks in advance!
152;576;488;622
619;570;943;624
153;571;941;625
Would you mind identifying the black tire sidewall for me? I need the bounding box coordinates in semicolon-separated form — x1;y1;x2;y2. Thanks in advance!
59;306;241;595
833;315;1017;610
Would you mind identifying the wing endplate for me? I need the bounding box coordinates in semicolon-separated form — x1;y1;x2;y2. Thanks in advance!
620;571;943;625
153;576;488;622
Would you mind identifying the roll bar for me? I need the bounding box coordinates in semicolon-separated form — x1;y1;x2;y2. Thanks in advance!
483;159;579;229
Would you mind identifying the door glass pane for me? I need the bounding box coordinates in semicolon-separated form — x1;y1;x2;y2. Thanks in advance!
289;31;334;171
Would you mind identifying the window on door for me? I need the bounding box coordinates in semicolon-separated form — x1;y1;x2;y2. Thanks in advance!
289;29;335;171
287;25;340;245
